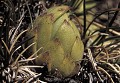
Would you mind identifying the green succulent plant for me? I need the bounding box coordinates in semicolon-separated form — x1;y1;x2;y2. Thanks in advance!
26;5;84;77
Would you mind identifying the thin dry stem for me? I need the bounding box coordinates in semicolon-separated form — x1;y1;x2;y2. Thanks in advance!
97;66;114;83
10;29;28;52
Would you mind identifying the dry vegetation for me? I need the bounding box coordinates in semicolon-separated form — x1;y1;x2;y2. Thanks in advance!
0;0;120;83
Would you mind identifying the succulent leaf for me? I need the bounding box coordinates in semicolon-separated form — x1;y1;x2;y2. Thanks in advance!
72;0;97;14
55;17;77;55
59;58;75;76
71;36;84;61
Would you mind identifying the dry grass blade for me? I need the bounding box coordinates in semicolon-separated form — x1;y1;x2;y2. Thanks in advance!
87;48;103;81
24;0;33;28
28;47;43;59
114;64;120;71
20;65;43;68
109;29;120;36
100;61;120;76
15;66;44;82
9;46;21;64
1;39;10;54
18;58;36;63
10;19;23;43
10;29;28;52
97;66;114;83
12;42;36;66
26;73;46;83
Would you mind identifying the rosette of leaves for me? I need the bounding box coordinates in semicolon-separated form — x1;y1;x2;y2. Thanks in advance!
26;5;84;77
26;0;100;77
